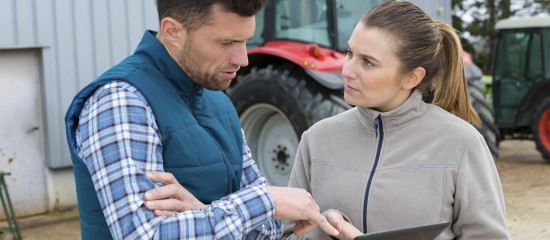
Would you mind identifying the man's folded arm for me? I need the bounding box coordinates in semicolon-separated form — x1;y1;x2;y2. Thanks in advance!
76;82;280;239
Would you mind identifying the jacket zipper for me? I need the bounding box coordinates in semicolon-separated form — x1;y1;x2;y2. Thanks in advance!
189;85;233;194
363;114;384;233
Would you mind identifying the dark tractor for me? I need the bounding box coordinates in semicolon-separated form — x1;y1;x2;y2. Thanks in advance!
492;16;550;161
226;0;499;186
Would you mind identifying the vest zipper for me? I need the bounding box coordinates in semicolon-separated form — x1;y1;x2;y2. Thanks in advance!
189;85;233;194
363;114;384;233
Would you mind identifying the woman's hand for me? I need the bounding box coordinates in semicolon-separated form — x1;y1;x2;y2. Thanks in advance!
265;186;339;236
323;210;363;240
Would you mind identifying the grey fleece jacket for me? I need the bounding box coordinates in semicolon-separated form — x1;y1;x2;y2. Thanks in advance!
283;91;510;240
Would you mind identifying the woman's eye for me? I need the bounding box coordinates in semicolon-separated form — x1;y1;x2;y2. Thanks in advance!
346;49;353;57
363;58;374;66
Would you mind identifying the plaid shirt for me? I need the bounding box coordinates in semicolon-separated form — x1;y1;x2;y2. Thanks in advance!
75;81;282;239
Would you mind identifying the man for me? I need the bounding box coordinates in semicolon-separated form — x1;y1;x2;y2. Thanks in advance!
64;0;338;239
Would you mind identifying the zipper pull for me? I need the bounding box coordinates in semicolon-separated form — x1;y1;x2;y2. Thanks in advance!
374;116;380;138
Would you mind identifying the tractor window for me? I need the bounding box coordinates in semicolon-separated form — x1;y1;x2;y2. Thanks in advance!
248;7;265;48
272;0;383;49
495;29;543;82
545;28;550;79
274;0;331;47
527;32;543;82
494;30;529;81
335;0;384;51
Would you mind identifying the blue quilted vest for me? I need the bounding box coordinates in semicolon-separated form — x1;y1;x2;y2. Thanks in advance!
64;30;243;239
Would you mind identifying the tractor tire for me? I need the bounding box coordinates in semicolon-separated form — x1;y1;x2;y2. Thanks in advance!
531;98;550;161
469;83;495;116
469;85;500;157
227;64;350;186
469;82;486;101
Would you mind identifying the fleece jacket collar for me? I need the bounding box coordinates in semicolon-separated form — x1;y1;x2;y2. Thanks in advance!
357;90;427;133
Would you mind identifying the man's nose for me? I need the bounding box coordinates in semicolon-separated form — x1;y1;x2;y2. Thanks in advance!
231;45;249;67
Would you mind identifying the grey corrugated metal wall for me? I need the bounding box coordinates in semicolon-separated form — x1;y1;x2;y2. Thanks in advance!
0;0;159;168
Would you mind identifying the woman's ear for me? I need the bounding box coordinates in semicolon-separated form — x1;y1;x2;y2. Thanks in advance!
403;67;425;90
159;17;186;46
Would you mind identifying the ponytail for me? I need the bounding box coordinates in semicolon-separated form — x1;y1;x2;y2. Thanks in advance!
431;21;480;126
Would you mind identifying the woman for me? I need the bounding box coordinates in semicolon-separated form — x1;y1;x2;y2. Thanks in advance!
282;1;510;239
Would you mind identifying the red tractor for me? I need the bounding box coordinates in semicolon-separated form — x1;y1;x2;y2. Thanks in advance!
226;0;498;186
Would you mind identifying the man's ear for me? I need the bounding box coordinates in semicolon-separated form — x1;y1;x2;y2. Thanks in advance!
403;67;425;90
159;17;186;46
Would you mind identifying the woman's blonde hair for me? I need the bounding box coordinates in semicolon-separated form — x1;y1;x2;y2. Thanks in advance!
361;1;480;126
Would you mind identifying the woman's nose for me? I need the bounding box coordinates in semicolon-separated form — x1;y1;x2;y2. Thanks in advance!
342;62;357;80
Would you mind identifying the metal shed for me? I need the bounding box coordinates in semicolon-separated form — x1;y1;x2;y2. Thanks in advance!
0;0;158;218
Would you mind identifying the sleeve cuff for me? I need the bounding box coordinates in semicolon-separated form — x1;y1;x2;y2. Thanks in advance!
226;185;276;233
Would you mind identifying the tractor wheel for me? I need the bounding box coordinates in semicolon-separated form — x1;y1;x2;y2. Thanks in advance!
469;82;486;101
531;98;550;161
226;64;350;186
469;86;500;157
469;83;495;116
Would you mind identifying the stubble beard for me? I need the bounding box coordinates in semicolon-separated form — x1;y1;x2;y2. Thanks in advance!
178;39;229;91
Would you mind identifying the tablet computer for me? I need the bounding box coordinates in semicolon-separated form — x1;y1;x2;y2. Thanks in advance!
354;221;450;240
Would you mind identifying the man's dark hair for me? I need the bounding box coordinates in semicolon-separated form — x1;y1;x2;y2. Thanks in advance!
156;0;268;33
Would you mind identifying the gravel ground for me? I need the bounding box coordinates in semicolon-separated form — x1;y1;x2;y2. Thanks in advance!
497;140;550;239
2;140;548;240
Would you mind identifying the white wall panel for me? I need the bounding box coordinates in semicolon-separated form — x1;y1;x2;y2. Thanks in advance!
0;49;47;217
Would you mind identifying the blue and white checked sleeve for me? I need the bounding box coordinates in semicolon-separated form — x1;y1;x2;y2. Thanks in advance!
75;81;281;239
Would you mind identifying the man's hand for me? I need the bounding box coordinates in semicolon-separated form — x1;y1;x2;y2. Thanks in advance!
265;186;339;236
144;172;208;216
324;210;362;240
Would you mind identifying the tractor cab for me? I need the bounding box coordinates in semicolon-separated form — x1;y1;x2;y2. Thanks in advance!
492;16;550;160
